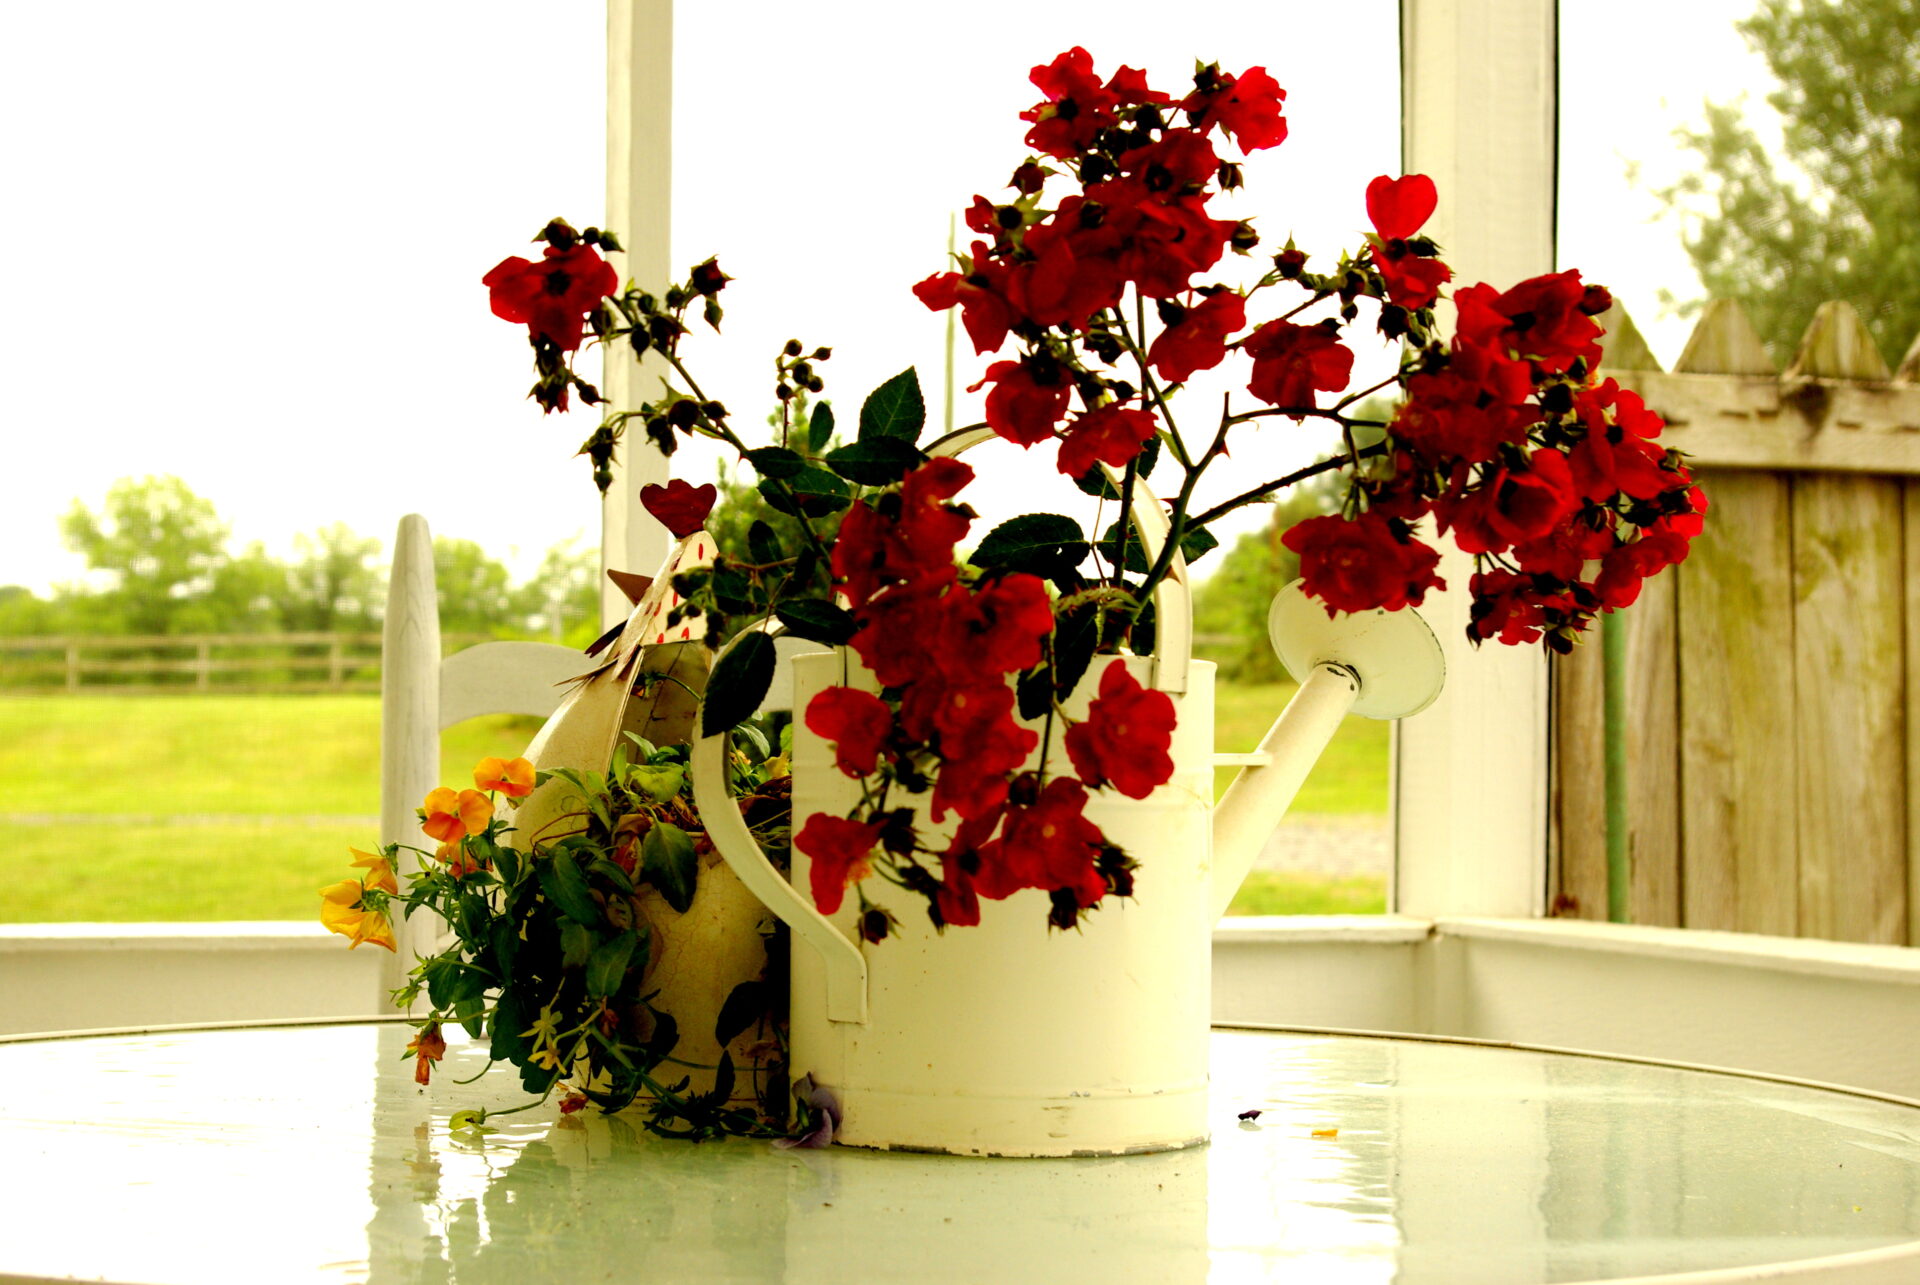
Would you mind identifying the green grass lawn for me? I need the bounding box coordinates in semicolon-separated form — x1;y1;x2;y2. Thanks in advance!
0;684;1388;922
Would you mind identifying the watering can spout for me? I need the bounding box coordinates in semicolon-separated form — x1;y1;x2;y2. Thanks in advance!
1206;583;1447;921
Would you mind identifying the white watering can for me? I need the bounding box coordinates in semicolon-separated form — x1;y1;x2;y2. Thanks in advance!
691;430;1444;1156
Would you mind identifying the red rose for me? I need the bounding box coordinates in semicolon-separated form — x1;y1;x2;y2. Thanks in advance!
848;582;956;690
1119;128;1220;193
1021;48;1121;158
951;574;1057;675
1056;403;1159;478
806;687;893;778
974;778;1108;907
794;813;885;915
482;243;618;352
1283;512;1445;614
1065;660;1177;799
1147;291;1246;384
971;360;1072;448
1392;341;1535;464
928;681;1037;823
913;252;1015;355
1244;319;1354;413
1375;251;1453;312
831;458;974;608
1008;219;1126;331
1183;65;1288;152
1455;272;1603;374
1436;449;1580;555
1468;570;1576;646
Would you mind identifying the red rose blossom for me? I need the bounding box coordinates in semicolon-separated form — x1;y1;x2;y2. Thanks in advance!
1183;65;1289;152
1056;403;1159;478
972;360;1073;447
975;778;1109;907
806;687;892;778
1065;660;1177;799
1147;291;1246;384
1244;319;1354;413
1283;512;1445;614
794;813;885;916
482;243;618;352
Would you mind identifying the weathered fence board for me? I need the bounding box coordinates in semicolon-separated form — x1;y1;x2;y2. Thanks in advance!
1626;570;1681;927
1675;469;1799;936
1909;479;1920;947
1791;475;1906;944
1555;298;1920;945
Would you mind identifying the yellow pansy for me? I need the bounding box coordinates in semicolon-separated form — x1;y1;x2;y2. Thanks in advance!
349;847;398;895
320;875;397;952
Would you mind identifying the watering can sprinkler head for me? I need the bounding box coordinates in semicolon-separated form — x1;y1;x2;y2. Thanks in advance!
1207;581;1446;919
1267;580;1447;720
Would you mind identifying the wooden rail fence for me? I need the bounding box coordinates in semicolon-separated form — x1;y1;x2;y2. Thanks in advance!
0;632;489;695
1554;299;1920;945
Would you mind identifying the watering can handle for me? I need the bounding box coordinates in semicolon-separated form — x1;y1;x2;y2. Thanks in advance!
925;426;1190;696
690;626;870;1024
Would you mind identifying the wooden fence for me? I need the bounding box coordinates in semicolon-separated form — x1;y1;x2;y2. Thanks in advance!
0;632;488;695
1554;299;1920;945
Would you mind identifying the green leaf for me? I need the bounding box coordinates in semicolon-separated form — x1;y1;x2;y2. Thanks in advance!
1095;521;1219;573
1017;664;1054;721
824;438;926;487
759;467;851;519
858;368;925;443
807;401;836;452
538;850;602;926
560;921;595;969
588;858;635;894
641;821;698;914
627;763;686;803
492;843;520;888
1051;601;1101;700
488;918;518;985
747;520;782;566
774;599;857;646
972;513;1090;577
490;989;527;1063
745;446;806;479
714;980;769;1046
702;632;775;736
587;929;639;999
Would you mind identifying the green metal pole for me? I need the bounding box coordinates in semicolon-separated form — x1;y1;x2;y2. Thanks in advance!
1602;611;1630;923
944;213;957;438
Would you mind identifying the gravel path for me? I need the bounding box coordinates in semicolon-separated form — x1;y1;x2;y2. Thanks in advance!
1252;813;1391;877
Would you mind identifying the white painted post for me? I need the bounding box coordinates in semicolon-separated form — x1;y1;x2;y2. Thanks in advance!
602;0;675;625
1393;0;1556;918
380;513;442;995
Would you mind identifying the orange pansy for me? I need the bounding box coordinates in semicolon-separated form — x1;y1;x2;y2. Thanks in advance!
474;756;536;799
422;786;492;842
319;877;397;952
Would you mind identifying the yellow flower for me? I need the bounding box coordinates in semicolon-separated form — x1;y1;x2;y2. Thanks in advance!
319;875;397;952
349;847;398;895
421;786;492;842
474;756;536;799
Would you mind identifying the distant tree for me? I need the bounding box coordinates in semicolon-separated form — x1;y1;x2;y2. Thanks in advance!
433;536;518;637
1656;0;1920;365
1192;472;1344;683
277;523;384;633
0;586;73;637
59;476;229;635
512;536;601;646
708;393;846;566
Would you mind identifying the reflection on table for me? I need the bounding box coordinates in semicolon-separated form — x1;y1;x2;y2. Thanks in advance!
2;1023;1919;1283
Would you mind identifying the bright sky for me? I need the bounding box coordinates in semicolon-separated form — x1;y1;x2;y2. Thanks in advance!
0;1;1780;599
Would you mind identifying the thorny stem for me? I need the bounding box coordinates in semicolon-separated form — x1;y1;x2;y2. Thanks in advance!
1187;442;1389;530
1115;297;1192;468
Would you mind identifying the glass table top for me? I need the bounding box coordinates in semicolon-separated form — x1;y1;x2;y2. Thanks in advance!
1;1022;1918;1284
